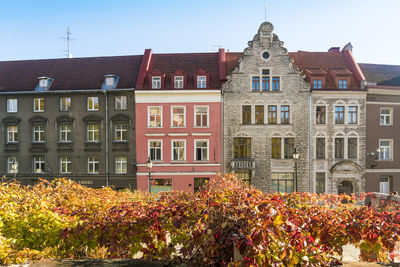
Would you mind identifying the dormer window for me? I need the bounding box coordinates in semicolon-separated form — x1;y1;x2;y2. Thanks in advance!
197;76;207;88
339;79;347;89
174;76;184;89
39;79;47;87
152;76;161;89
102;74;119;89
36;77;52;91
313;79;322;89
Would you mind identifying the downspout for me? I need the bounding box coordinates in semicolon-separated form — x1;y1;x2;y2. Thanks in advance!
221;91;224;174
104;90;109;187
309;94;312;192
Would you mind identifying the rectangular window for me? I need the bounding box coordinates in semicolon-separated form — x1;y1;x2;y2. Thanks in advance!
174;76;184;89
87;97;99;111
7;99;17;113
348;106;357;124
316;106;326;124
34;98;44;112
380;108;392;126
284;138;294;159
255;105;264;124
151;179;173;193
316;138;325;159
272;77;280;91
60;97;71;112
115;156;127;174
115;96;127;110
7;126;18;143
172;107;185;127
252;77;260;91
379;140;392;160
197;76;207;88
348;138;357;159
339;79;347;89
195;106;208;127
313;79;322;89
87;124;99;142
60;156;72;174
172;140;185;161
88;156;99;174
194;177;209;192
149;140;162;161
115;123;127;141
236;170;252;185
335;106;345;124
152;76;161;89
7;156;18;174
271;138;281;159
271;172;294;193
379;177;390;194
242;105;251;124
195;140;208;161
281;105;290;124
148;107;162;127
262;76;269;91
335;138;344;159
59;124;71;142
234;137;251;159
268;105;277;124
33;156;45;173
33;125;45;142
316;173;325;194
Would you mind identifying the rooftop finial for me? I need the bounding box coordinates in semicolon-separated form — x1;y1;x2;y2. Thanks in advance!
264;0;267;22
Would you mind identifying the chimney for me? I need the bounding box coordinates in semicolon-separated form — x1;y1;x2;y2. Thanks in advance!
328;47;340;52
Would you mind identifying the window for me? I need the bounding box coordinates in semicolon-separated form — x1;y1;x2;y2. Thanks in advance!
194;178;209;192
33;125;45;142
148;107;162;127
255;105;264;124
271;173;294;193
60;97;71;112
380;108;392;126
172;107;185;127
115;96;127;110
281;105;290;124
234;137;251;159
87;124;99;142
262;76;270;91
195;140;208;161
195;106;208;127
174;76;184;89
242;105;251;124
335;138;344;159
7;126;18;143
34;98;44;112
379;177;390;194
379;140;392;160
33;156;45;173
316;138;325;159
348;138;357;158
152;76;161;89
88;156;99;174
7;99;17;113
115;156;127;174
316;106;326;124
105;77;114;86
284;138;294;159
271;138;281;159
272;77;280;91
172;140;185;161
335;106;344;124
316;173;325;194
197;76;207;88
60;156;72;174
59;124;71;142
87;97;99;111
7;156;18;174
348;106;357;124
339;79;347;89
313;79;322;89
39;79;48;88
149;140;162;161
151;179;172;193
268;105;277;124
252;77;260;91
115;124;127;142
236;170;252;185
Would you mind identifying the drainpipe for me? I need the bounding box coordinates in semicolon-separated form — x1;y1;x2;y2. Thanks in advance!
309;94;313;192
221;91;224;174
103;90;109;187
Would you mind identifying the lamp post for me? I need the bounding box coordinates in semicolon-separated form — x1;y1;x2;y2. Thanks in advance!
11;159;19;179
146;157;153;193
292;148;300;192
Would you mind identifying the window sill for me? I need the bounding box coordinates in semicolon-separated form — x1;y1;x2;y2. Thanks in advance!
7;111;17;113
33;111;44;113
171;126;187;128
147;126;163;129
32;142;46;144
87;110;99;112
57;141;73;144
170;160;187;163
113;140;129;144
193;126;210;128
380;124;392;127
194;160;210;163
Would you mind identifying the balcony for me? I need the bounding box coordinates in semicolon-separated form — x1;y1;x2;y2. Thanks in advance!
231;159;255;169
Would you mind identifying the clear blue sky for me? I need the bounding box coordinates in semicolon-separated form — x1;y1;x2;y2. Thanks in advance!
0;0;399;64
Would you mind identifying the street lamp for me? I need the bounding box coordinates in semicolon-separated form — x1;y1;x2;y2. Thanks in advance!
146;157;153;193
292;148;300;192
11;159;19;179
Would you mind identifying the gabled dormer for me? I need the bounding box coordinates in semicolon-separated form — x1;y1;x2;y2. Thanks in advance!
35;76;53;91
329;68;352;89
102;74;119;89
171;70;187;89
195;69;209;89
148;70;165;89
304;69;327;89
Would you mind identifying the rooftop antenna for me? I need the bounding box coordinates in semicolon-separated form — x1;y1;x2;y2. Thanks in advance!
60;26;75;58
213;45;222;51
264;0;267;21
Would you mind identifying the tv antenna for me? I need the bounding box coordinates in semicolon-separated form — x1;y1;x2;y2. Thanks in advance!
60;26;76;58
264;0;267;21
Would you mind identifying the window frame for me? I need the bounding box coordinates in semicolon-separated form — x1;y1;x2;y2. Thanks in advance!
33;124;45;143
115;155;127;174
33;156;45;174
174;76;184;89
148;106;163;128
171;106;186;128
316;137;326;159
313;79;322;89
348;106;358;124
316;106;326;124
281;105;290;124
7;156;18;174
87;124;100;142
148;140;163;161
88;156;100;174
87;96;99;111
339;79;348;89
252;77;260;91
60;97;71;112
334;138;345;159
334;106;345;124
115;96;127;111
114;123;128;142
348;138;358;159
7;99;18;113
379;139;393;161
194;106;209;127
255;105;264;124
197;76;207;88
194;139;209;161
272;77;280;91
7;125;18;143
171;139;186;161
60;156;72;174
268;105;277;124
152;76;161;89
271;137;281;159
59;124;72;143
33;98;44;112
233;137;251;159
380;108;392;126
271;172;294;193
242;105;252;124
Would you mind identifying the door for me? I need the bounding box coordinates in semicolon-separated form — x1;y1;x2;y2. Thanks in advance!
338;181;353;195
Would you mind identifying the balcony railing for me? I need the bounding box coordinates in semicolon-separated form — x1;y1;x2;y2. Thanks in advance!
231;159;255;169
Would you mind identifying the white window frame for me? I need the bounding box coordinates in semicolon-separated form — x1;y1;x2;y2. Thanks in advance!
194;139;209;161
174;76;184;89
197;76;207;88
33;98;44;112
88;156;99;174
7;156;18;174
87;96;99;111
33;125;45;143
39;79;48;88
60;156;72;174
115;96;127;110
114;123;127;142
87;124;99;142
148;106;163;128
171;139;186;161
148;140;163;161
105;77;114;86
194;106;209;127
7;125;18;143
379;139;393;161
171;106;186;127
379;177;390;194
33;156;45;174
7;99;18;113
115;155;127;174
59;124;72;142
314;104;328;125
380;107;392;126
60;97;71;112
152;76;161;89
348;106;358;124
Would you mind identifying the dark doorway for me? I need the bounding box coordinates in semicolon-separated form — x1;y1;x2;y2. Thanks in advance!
338;180;353;195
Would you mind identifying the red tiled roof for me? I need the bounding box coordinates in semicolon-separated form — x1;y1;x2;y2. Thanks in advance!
0;55;143;92
226;52;243;74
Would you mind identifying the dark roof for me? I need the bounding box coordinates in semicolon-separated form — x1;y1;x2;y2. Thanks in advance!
359;63;400;86
0;55;143;92
226;52;243;74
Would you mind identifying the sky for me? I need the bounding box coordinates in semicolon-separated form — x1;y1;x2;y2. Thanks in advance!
0;0;399;65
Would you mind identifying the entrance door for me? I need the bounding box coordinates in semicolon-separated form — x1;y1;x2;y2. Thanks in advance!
338;181;353;195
